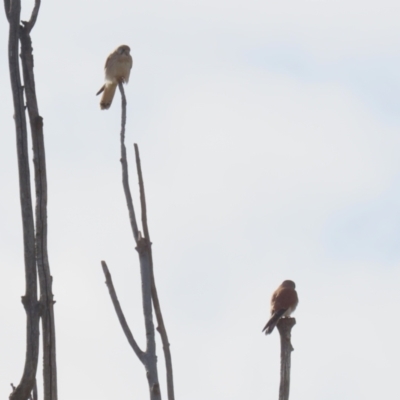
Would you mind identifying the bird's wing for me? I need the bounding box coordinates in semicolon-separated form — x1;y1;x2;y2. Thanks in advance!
104;52;114;70
272;287;298;313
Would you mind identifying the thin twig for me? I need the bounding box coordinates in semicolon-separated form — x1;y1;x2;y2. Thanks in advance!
101;261;146;363
135;144;175;400
134;144;150;241
118;81;139;242
277;318;296;400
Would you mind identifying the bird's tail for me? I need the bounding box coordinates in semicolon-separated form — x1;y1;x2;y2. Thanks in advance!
97;82;117;110
262;309;286;335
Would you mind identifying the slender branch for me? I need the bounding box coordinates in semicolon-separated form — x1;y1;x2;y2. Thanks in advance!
134;144;150;241
24;0;40;33
135;144;175;400
20;22;57;400
101;261;146;363
116;83;161;399
277;318;296;400
118;81;140;242
7;1;41;399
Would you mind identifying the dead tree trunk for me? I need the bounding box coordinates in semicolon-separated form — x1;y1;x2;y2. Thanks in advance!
134;144;175;400
5;1;58;399
6;1;40;399
101;82;174;400
276;318;296;400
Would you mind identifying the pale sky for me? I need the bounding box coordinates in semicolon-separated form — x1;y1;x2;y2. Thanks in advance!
1;1;400;399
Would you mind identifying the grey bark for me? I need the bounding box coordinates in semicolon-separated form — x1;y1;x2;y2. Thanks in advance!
5;1;57;399
4;0;10;20
27;380;37;400
137;240;161;399
6;1;40;399
276;318;296;400
20;16;58;400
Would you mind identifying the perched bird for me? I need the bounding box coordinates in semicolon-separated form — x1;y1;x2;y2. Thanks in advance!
262;280;298;335
96;45;133;110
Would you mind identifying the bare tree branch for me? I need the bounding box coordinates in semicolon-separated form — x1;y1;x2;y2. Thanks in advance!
118;82;161;399
277;318;296;400
101;261;146;362
118;81;139;242
20;22;57;400
24;0;40;33
102;83;162;399
6;1;41;399
134;144;175;400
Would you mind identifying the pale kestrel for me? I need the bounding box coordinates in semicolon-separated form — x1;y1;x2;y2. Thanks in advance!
262;280;298;335
96;45;133;110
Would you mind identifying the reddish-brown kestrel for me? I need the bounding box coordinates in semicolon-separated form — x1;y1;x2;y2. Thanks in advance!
262;280;298;335
96;45;133;110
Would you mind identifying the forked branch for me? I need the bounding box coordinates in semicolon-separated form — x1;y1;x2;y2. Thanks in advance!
24;0;40;33
101;82;171;400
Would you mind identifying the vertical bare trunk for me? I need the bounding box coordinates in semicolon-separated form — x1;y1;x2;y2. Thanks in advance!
6;1;40;399
20;23;58;400
5;1;57;399
277;318;296;400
